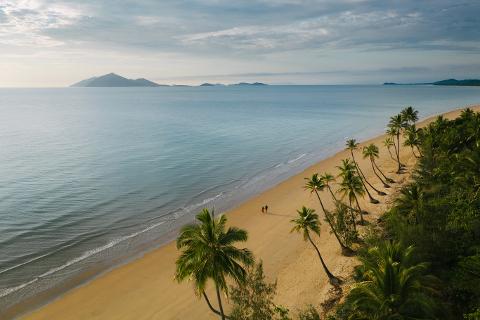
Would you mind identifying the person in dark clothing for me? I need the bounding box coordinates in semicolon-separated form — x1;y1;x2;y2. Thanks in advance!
265;205;268;214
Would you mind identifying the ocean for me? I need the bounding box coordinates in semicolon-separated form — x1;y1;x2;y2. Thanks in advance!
0;85;479;314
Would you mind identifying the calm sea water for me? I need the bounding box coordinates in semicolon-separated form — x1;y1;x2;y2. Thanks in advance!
0;85;479;312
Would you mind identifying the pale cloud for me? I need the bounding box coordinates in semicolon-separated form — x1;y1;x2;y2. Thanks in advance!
179;10;420;51
0;0;88;47
0;0;479;86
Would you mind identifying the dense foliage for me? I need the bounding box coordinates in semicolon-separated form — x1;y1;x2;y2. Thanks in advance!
176;108;479;320
230;262;278;320
334;108;480;319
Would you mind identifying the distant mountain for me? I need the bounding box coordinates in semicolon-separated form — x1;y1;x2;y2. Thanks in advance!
383;78;480;86
71;73;164;87
432;79;480;86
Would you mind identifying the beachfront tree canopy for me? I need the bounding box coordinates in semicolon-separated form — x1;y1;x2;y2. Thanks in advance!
175;208;254;320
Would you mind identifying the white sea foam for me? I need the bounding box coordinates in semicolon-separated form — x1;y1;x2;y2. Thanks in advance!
0;220;166;298
287;153;307;164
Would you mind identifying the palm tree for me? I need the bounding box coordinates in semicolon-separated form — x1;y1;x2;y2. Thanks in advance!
346;241;438;319
320;172;337;201
396;183;423;224
404;125;422;158
304;174;351;255
337;159;365;226
175;209;254;320
321;171;365;218
383;137;397;162
346;139;386;198
362;144;393;187
388;114;404;173
401;106;419;126
291;206;340;286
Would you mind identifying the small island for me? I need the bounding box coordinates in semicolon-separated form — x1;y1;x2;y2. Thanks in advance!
383;78;480;86
199;82;268;87
71;75;269;88
71;73;165;87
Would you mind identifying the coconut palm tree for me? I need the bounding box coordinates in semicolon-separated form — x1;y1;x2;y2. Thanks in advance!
396;183;423;224
291;206;340;285
304;174;352;255
362;144;394;187
383;137;397;162
346;241;438;319
320;172;337;201
321;171;364;218
404;125;422;158
175;208;254;320
346;139;386;198
401;106;419;126
388;114;405;173
337;159;365;226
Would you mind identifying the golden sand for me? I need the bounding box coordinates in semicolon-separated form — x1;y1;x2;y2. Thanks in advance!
19;105;480;320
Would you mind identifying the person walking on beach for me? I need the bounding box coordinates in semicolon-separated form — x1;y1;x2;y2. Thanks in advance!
261;206;265;213
265;205;268;214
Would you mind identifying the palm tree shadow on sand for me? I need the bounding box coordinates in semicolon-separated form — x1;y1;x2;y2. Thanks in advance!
265;211;295;218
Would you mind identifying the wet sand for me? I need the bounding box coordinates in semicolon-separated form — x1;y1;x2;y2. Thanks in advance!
19;105;480;320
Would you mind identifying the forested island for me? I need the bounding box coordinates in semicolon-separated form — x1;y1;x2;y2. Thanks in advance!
384;79;480;86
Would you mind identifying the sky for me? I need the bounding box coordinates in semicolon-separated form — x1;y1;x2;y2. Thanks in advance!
0;0;479;87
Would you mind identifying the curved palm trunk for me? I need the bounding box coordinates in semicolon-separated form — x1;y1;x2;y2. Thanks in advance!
395;132;403;172
416;145;423;157
215;284;226;320
203;292;230;319
373;159;395;183
330;184;364;215
350;151;385;197
314;190;351;254
327;185;337;202
306;232;340;286
349;152;379;204
353;195;364;225
349;199;357;232
392;135;404;170
370;158;390;188
386;146;396;161
410;146;420;158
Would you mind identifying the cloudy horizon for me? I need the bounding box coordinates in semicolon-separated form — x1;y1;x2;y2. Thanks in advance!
1;0;479;87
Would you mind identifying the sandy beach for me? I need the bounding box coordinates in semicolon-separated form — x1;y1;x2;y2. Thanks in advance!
16;105;479;320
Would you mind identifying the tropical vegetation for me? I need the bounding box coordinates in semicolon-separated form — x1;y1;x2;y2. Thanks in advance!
175;107;480;320
333;107;480;319
175;208;254;320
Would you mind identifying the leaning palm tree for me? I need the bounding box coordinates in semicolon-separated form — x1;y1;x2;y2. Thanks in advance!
362;144;393;187
388;114;404;173
304;174;351;255
321;171;365;218
404;125;422;158
291;206;340;285
337;159;365;226
346;241;438;319
175;208;254;320
383;136;397;162
346;139;385;198
320;172;337;201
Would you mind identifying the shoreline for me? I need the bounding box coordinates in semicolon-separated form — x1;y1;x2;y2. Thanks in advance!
13;104;480;320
